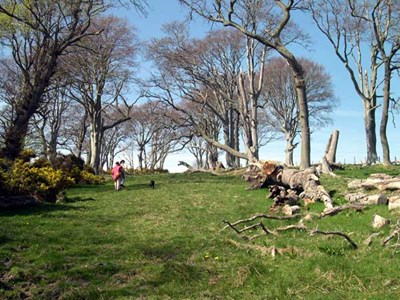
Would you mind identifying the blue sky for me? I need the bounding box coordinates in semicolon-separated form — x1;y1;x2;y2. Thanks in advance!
116;1;400;171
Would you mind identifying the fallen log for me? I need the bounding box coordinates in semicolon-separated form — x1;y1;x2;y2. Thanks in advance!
348;173;400;191
345;192;388;206
317;202;365;218
244;161;334;209
388;196;400;211
221;213;301;231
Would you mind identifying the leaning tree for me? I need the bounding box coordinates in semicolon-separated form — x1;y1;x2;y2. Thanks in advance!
180;0;313;169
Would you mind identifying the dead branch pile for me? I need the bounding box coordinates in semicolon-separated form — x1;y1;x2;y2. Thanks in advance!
222;212;358;249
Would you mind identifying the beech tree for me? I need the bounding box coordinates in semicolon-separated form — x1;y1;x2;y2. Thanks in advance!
308;0;396;165
147;22;271;165
0;1;103;160
126;101;185;170
180;0;312;168
59;102;90;159
29;84;71;163
348;0;400;165
262;57;337;166
0;0;146;161
66;16;139;174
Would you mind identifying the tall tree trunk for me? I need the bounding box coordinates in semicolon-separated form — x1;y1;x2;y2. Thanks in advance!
380;62;391;165
138;146;145;170
89;115;103;174
233;110;241;168
76;110;88;159
364;101;378;165
294;77;311;169
277;47;311;169
0;57;57;160
223;120;233;168
208;143;218;170
284;131;295;166
225;108;239;168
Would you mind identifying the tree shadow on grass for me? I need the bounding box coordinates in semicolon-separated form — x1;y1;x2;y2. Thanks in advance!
121;183;161;191
63;196;96;203
0;202;85;217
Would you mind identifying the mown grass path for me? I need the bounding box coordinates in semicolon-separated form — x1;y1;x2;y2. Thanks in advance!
1;171;400;299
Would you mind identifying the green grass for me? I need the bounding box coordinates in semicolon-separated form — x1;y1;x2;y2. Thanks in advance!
1;167;400;299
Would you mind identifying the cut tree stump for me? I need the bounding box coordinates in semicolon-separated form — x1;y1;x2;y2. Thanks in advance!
325;130;339;165
318;130;340;176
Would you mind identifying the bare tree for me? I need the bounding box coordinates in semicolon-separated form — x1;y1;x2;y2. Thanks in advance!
0;0;147;161
29;84;70;163
58;102;90;159
101;123;128;170
349;0;400;165
124;101;185;170
308;0;382;165
66;16;139;174
146;22;271;164
186;136;209;169
262;57;337;166
0;59;21;146
180;0;312;168
0;1;104;160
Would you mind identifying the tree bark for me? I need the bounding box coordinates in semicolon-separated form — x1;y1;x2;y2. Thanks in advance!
1;55;58;160
348;173;400;191
245;161;333;209
275;46;311;169
284;131;295;167
363;96;378;165
380;61;391;165
325;130;339;165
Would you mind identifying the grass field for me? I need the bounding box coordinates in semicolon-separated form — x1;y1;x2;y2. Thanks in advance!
1;166;400;299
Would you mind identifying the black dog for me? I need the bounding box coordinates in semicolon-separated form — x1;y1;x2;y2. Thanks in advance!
149;180;155;189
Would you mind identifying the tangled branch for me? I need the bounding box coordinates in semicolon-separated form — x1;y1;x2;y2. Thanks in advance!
223;219;358;249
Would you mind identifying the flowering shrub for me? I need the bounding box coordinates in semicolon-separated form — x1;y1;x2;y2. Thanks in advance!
8;160;74;202
80;170;105;184
1;151;105;203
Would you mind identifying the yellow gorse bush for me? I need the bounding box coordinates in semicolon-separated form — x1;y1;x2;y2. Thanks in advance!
9;160;74;202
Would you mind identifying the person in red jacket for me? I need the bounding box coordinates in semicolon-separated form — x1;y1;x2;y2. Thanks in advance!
112;161;123;191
